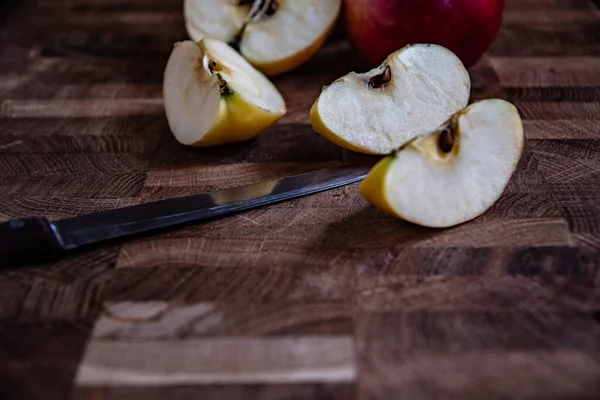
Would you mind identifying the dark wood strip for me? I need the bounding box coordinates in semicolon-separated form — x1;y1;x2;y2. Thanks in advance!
104;263;356;303
490;24;600;56
354;246;594;278
112;218;571;272
507;87;600;102
0;174;146;198
490;57;600;87
0;320;93;400
0;117;164;154
356;275;600;312
504;9;600;23
2;82;162;100
0;242;119;286
515;102;600;119
26;12;183;31
0;153;148;176
505;0;600;9
148;124;346;168
355;311;600;351
143;162;354;193
32;0;184;13
0;196;139;220
5;29;183;58
22;56;168;84
524;120;600;139
0;279;104;322
357;351;600;400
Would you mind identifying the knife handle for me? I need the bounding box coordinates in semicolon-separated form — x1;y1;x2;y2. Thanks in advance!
0;217;65;269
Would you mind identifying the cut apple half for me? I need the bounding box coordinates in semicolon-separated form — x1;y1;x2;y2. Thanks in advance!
163;38;286;147
310;44;471;155
359;99;524;228
183;0;342;75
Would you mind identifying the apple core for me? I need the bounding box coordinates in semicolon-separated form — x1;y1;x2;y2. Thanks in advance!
229;0;279;51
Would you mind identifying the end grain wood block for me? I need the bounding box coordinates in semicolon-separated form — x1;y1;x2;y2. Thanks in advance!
489;57;600;87
489;24;600;57
0;174;146;198
25;56;167;84
358;352;600;400
0;117;164;154
114;217;573;270
505;0;600;10
355;311;600;399
523;120;600;139
353;246;595;277
0;320;94;400
104;262;356;303
504;9;600;24
356;274;600;312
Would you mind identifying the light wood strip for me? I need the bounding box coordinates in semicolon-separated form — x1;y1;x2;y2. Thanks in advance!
0;99;164;118
92;301;353;338
75;336;355;386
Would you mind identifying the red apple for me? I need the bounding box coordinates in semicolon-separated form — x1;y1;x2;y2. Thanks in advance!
344;0;505;68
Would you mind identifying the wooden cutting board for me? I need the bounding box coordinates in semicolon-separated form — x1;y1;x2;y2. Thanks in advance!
1;0;599;399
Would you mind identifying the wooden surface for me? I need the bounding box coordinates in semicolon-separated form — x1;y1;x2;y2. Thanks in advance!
1;0;600;399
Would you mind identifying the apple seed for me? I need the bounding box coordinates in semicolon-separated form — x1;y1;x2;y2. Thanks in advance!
368;65;391;89
438;127;456;153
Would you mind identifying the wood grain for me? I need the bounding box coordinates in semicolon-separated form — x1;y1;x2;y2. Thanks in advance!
1;0;600;399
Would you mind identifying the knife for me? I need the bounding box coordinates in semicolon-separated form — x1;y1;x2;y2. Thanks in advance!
0;166;368;269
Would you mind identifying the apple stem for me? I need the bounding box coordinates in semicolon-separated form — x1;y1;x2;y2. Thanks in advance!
368;66;392;89
438;127;456;153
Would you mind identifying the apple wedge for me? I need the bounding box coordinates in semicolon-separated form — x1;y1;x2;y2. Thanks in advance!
163;38;286;147
310;44;470;155
184;0;342;76
359;99;524;228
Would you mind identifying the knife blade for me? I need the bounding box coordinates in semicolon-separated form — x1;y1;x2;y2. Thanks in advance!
0;166;368;269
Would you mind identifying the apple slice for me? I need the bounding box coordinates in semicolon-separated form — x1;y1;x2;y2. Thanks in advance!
183;0;342;76
163;38;286;147
359;99;524;228
310;44;470;155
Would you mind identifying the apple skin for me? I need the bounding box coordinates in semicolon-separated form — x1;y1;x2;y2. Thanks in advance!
344;0;505;68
